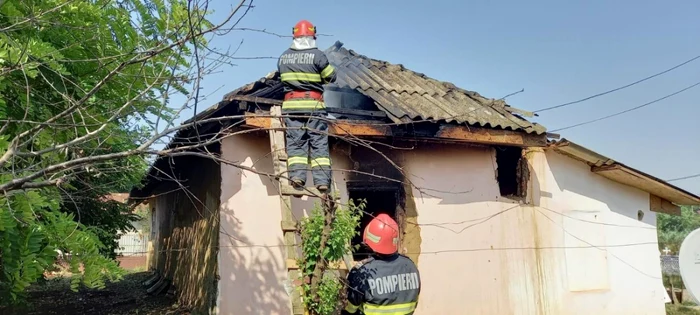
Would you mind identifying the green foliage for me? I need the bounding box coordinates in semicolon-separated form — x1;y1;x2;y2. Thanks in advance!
298;199;365;315
58;155;146;260
0;0;212;304
314;274;345;315
0;190;126;303
60;188;141;259
658;206;700;254
134;204;152;237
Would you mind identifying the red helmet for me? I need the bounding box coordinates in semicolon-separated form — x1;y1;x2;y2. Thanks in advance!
363;214;399;255
293;20;316;39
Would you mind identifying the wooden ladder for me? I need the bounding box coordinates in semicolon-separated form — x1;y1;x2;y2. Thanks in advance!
268;106;303;315
268;106;353;315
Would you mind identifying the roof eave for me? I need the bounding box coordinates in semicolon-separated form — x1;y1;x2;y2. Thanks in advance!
549;139;700;206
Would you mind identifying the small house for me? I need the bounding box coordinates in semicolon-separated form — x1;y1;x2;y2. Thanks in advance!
130;41;700;315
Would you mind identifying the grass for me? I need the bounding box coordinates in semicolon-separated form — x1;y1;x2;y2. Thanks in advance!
662;273;700;314
667;304;700;315
665;274;686;289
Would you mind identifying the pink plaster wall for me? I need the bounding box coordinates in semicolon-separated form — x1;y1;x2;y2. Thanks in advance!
218;132;290;315
217;134;665;315
217;132;351;315
403;145;664;315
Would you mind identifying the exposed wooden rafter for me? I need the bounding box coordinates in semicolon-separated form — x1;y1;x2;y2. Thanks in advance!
237;97;548;147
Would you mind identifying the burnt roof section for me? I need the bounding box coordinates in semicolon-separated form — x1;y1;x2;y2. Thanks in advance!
324;41;546;134
130;41;546;200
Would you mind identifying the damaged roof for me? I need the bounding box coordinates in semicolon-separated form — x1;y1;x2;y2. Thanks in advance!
216;41;546;135
131;41;550;199
323;41;546;134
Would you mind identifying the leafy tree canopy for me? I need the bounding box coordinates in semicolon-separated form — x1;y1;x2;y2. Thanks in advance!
658;206;700;254
0;0;220;303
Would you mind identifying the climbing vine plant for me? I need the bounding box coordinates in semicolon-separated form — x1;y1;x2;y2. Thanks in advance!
298;197;365;315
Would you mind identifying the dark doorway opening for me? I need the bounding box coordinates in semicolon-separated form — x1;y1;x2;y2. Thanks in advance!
495;146;528;199
347;182;403;260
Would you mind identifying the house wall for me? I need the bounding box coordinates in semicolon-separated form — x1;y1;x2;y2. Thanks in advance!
403;145;664;315
218;133;665;315
150;156;221;314
218;132;353;315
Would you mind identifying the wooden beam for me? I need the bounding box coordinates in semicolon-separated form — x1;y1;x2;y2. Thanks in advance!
244;112;272;129
226;94;282;105
228;95;387;118
593;164;700;206
329;121;392;137
243;114;392;137
591;164;619;173
243;113;547;147
650;195;681;216
436;125;547;147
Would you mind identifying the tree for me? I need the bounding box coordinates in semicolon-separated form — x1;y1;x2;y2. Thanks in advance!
0;0;251;303
657;206;700;254
59;178;143;259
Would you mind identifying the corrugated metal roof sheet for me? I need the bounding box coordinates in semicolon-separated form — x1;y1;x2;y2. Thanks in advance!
324;41;547;134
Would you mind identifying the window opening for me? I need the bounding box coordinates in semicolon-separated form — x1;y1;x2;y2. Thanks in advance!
495;146;528;199
348;182;403;260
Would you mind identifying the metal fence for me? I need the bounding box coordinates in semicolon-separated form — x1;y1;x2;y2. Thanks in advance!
661;255;680;276
116;232;149;256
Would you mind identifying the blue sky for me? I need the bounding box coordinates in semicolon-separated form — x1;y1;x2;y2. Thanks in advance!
175;0;700;195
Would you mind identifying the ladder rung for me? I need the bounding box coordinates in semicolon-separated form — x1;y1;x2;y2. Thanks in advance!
277;151;288;161
280;185;339;199
281;220;297;232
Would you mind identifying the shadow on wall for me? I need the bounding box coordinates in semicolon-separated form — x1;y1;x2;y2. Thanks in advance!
152;155;222;314
218;131;293;315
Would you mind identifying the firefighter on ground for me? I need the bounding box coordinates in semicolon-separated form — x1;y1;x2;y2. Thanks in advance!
277;20;337;192
343;214;421;315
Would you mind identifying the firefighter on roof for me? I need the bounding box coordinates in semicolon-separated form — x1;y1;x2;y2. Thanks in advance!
343;214;421;315
277;20;337;192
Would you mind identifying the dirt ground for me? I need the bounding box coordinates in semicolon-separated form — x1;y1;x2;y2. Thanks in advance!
0;272;188;315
